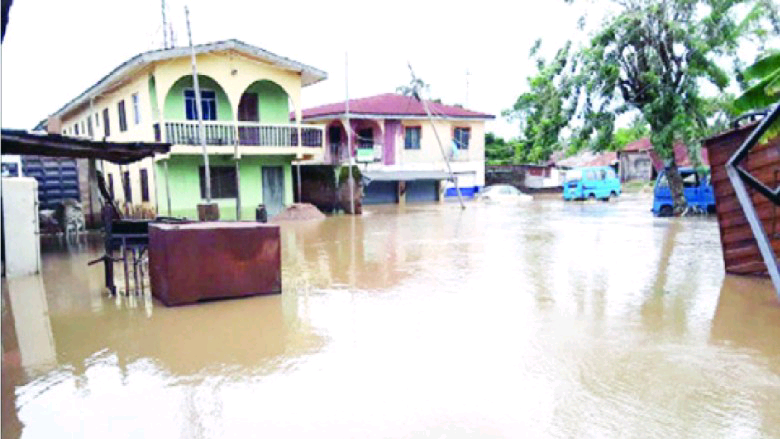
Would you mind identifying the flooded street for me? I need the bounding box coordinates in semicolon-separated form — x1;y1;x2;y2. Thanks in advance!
3;194;780;438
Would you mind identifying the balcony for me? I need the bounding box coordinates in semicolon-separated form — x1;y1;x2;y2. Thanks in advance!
327;142;383;165
155;121;324;150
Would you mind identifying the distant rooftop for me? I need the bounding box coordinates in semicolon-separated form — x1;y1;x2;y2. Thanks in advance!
300;93;494;121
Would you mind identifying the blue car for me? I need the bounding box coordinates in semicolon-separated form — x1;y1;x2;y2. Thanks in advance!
563;166;622;201
653;167;716;216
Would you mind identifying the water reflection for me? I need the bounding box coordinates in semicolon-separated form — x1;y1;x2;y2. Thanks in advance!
2;196;779;438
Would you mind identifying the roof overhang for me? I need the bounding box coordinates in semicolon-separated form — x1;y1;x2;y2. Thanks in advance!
40;39;327;129
1;129;171;164
302;113;495;123
363;170;452;183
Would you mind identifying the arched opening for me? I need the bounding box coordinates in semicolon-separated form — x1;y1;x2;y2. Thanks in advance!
351;119;382;163
237;80;291;146
238;80;290;124
163;74;233;121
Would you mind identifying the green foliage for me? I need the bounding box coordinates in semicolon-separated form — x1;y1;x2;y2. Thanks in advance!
735;50;780;138
503;41;578;163
609;115;650;150
485;133;521;164
396;77;430;97
564;0;779;162
735;51;780;110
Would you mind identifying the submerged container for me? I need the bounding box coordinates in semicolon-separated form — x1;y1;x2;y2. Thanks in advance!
148;222;281;306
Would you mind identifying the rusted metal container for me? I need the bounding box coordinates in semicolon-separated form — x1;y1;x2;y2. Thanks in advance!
148;222;281;306
703;124;780;277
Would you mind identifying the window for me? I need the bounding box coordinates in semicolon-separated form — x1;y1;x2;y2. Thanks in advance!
95;112;100;127
405;126;421;149
357;128;373;149
81;121;86;135
140;168;150;202
199;166;237;199
123;170;132;203
87;116;94;137
102;108;110;137
118;100;128;132
108;174;114;198
454;127;470;149
682;172;699;188
606;169;616;179
132;93;141;125
74;124;80;136
185;89;217;121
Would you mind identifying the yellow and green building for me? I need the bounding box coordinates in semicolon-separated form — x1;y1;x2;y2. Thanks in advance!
38;39;327;219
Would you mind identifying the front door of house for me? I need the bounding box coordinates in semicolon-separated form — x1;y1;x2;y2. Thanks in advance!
238;92;259;145
262;166;284;216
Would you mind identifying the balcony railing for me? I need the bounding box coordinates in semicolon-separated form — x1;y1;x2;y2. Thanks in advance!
157;121;324;148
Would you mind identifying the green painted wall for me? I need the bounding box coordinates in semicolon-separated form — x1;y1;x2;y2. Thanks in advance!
163;75;234;121
244;80;289;124
148;75;160;120
155;154;294;220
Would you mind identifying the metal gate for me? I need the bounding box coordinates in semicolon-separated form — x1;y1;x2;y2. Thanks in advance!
363;181;397;205
406;180;438;203
21;156;80;211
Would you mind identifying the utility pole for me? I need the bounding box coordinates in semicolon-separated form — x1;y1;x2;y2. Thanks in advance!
161;0;168;49
408;63;465;209
345;52;355;214
185;6;211;203
465;69;470;108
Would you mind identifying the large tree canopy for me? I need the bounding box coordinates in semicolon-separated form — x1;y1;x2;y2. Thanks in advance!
509;0;778;213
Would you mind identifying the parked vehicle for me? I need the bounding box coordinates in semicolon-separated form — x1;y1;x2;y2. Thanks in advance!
563;166;621;201
653;167;716;216
478;184;533;203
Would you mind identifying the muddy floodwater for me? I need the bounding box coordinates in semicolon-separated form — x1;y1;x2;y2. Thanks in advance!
3;194;780;438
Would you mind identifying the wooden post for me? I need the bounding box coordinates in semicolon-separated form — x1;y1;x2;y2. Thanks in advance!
235;160;241;220
185;6;212;207
345;52;355;215
164;159;172;216
408;63;465;209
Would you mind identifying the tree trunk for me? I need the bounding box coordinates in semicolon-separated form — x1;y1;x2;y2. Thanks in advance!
665;161;688;215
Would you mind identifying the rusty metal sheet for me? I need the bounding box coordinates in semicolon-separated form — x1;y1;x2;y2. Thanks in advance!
148;222;281;306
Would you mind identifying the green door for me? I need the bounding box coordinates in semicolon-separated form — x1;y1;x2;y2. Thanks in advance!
262;166;285;216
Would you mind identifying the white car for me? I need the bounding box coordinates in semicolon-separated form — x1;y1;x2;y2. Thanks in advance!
478;184;533;203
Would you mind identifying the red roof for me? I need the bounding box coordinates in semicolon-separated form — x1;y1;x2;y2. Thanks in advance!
622;137;653;152
621;137;709;171
585;151;618;167
300;93;494;120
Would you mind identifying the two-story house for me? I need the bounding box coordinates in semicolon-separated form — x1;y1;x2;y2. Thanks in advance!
39;39;327;219
299;94;493;204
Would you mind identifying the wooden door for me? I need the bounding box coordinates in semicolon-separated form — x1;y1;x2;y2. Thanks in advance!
238;93;259;145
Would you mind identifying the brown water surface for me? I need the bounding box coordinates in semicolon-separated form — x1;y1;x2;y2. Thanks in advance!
3;195;779;438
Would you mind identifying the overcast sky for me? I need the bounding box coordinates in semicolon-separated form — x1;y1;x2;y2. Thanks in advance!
0;0;603;138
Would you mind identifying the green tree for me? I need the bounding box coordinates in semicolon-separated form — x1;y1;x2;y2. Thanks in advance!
504;40;578;163
556;0;777;214
485;132;516;164
396;77;430;97
609;115;650;150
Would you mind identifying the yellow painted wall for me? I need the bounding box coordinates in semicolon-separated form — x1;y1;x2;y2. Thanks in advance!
57;49;309;214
